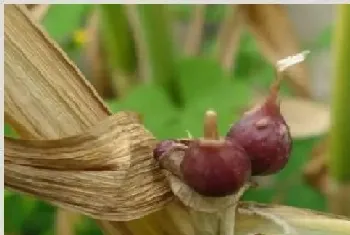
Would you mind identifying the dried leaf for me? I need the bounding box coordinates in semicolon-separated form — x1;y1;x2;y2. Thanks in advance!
303;137;350;217
252;96;330;138
240;4;311;98
4;3;171;230
236;202;350;235
83;9;115;99
327;180;350;217
280;97;330;138
303;137;328;194
106;201;350;235
183;5;206;56
4;5;110;138
99;4;138;97
215;5;243;73
55;210;80;235
5;112;140;171
124;5;147;83
28;4;49;22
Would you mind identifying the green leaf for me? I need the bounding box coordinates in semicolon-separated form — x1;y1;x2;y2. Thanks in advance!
42;4;90;42
177;57;229;104
21;201;56;235
170;4;192;22
311;26;332;50
4;123;17;137
5;193;38;234
246;66;293;95
180;79;252;138
205;5;226;23
99;5;137;76
136;5;183;105
107;84;183;139
76;217;103;235
171;5;225;23
316;27;332;49
4;190;12;199
243;137;327;212
234;32;269;79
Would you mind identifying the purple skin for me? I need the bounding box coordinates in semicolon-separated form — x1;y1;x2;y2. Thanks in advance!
153;139;192;161
180;139;251;197
226;98;292;176
153;139;177;161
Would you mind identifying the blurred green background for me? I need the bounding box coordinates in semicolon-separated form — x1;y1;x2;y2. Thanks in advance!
5;4;334;235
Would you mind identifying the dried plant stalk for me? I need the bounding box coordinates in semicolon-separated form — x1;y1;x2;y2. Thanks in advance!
183;4;206;56
84;9;115;99
240;4;311;98
216;5;243;73
28;4;49;21
328;4;350;217
55;210;80;235
124;5;150;82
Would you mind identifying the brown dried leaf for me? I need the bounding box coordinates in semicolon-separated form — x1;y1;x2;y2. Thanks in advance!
4;2;171;226
5;113;171;221
125;5;149;82
240;4;311;98
83;9;115;99
303;151;328;194
183;4;206;56
4;4;110;138
215;5;243;73
28;4;49;22
106;201;350;235
252;96;330;138
302;137;328;196
5;112;139;170
303;136;350;217
236;202;350;235
280;97;330;138
55;210;81;235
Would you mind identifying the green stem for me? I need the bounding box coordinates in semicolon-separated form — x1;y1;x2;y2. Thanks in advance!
99;4;138;96
329;4;350;182
135;5;183;106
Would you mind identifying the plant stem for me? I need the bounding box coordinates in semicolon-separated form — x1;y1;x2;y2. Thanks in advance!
135;5;183;106
99;4;138;97
328;4;350;216
183;4;206;56
329;4;350;182
215;5;243;74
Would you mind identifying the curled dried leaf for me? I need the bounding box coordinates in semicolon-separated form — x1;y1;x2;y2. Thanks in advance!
183;4;206;56
215;5;243;73
27;4;49;22
251;96;330;138
5;112;173;221
239;4;311;98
